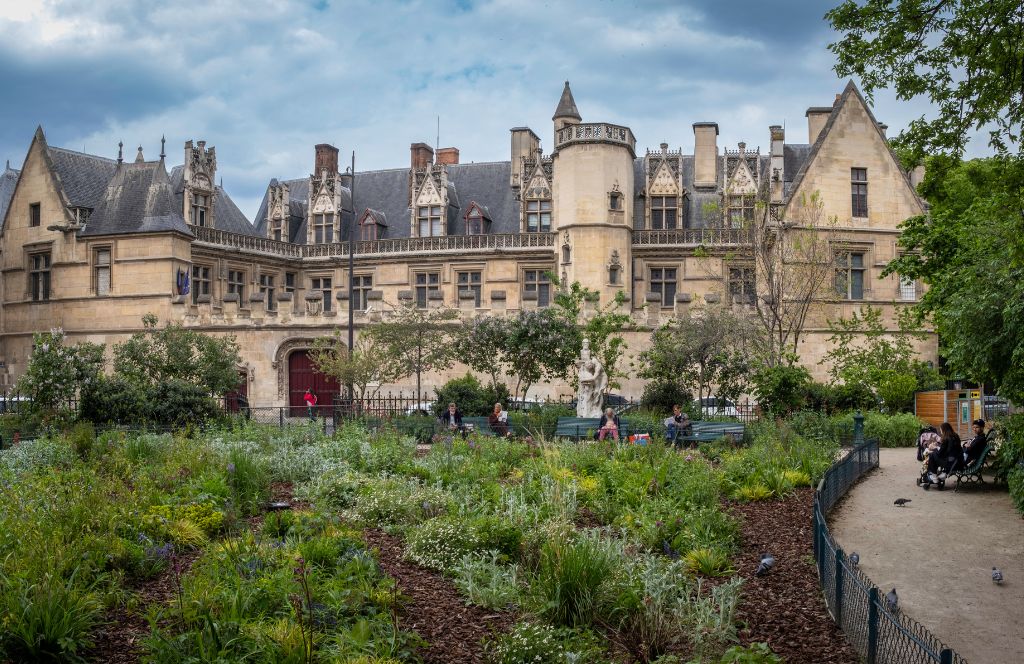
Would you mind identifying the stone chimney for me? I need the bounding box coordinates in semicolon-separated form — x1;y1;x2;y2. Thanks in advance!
314;143;339;174
509;127;541;187
410;142;434;171
769;125;785;203
436;147;459;165
692;122;719;188
806;107;833;144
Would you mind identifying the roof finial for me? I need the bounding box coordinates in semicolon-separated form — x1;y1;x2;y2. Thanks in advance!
117;141;123;164
4;159;9;170
159;135;166;160
135;145;145;163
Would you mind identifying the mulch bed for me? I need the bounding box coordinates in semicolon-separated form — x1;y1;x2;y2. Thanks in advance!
87;549;203;664
727;487;858;664
363;528;516;663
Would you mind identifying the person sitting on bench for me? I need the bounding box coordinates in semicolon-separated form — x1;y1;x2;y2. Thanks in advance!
963;418;988;465
925;422;962;484
664;404;692;448
439;402;465;436
598;407;620;441
488;402;510;438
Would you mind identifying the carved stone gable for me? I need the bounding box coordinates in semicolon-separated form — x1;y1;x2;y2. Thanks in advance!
649;160;679;195
416;177;443;206
727;159;758;195
183;139;217;227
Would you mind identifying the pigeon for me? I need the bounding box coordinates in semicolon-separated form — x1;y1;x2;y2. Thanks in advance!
992;567;1004;584
755;552;775;576
894;498;912;507
849;552;860;568
885;587;899;613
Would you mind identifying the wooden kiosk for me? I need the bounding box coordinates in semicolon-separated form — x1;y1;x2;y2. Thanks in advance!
914;388;983;439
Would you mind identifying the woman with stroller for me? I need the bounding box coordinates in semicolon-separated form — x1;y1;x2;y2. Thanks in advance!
922;422;962;487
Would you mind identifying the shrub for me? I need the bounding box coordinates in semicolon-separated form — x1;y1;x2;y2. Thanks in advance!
532;531;619;628
405;516;482;573
785;410;839;444
483;622;567;664
452;551;522;610
1009;466;1024;515
719;642;784;663
752;364;812;417
433;374;511;417
67;421;97;459
992;414;1024;482
640;381;693;415
0;569;103;662
226;447;271;516
832;411;925;447
684;547;735;577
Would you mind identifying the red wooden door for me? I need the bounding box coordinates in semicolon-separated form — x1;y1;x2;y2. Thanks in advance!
288;350;340;416
224;370;249;412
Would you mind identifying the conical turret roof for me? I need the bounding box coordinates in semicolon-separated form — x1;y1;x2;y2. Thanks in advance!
552;81;582;121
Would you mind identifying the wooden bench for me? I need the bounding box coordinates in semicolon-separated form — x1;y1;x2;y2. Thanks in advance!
952;442;996;492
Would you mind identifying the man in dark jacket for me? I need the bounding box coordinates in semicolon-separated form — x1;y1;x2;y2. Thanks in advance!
963;419;989;464
439;402;465;435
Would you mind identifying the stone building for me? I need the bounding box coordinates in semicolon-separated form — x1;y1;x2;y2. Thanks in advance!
0;81;935;409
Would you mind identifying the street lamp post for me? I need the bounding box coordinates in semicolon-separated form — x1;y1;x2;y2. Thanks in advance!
347;151;356;401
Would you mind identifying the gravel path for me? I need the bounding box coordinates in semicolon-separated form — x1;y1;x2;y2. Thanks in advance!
830;448;1024;664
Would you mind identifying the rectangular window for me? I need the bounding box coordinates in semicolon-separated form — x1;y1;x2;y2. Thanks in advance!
851;168;868;217
467;213;483;235
899;275;917;301
651;196;677;230
94;247;111;296
650;267;677;307
457;271;482;307
352;274;372;311
728;266;755;305
835;251;866;300
29;203;41;228
227;269;245;300
312;276;333;312
523;269;550;307
313;213;335;243
29;252;51;301
526;200;552;232
360;222;377;241
191;193;208;226
259;273;276;311
285;272;296;293
273;228;282;242
192;265;211;304
417;206;444;237
727;195;755;228
415;272;440;308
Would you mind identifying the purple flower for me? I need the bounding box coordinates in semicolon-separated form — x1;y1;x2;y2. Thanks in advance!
227;462;236;474
655;520;664;528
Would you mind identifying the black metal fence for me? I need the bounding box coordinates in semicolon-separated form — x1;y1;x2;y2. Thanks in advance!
813;438;967;664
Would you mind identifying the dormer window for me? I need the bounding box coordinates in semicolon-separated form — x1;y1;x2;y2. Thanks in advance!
464;202;491;235
359;209;387;242
191;193;209;226
651;196;676;229
526;199;551;232
726;195;755;227
313;213;335;243
417;205;443;237
361;223;377;241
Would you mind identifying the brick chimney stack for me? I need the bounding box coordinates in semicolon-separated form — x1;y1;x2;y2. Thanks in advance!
314;143;339;174
410;142;434;171
436;147;460;165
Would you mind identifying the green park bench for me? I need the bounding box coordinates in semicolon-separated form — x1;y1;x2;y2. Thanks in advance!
952;442;996;492
553;417;650;440
462;416;496;435
674;421;747;447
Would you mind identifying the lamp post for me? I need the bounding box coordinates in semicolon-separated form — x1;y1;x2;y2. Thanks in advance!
347;151;356;401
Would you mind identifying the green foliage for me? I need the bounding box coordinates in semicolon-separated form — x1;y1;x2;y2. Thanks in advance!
532;531;618;628
16;329;105;425
718;642;783;663
828;0;1024;157
886;156;1024;403
752;364;813;417
82;376;221;427
684;547;735;577
0;569;103;662
992;414;1024;482
453;551;522;610
640;381;694;415
823;305;933;412
501;308;580;401
113;313;241;396
461;314;518;390
640;306;759;406
225;447;271;516
433;373;511;417
552;278;632;391
832;411;926;448
365;301;460;402
309;332;405;402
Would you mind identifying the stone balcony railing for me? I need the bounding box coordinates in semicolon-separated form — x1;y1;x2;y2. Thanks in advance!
632;227;753;246
190;225;556;259
555;122;636;155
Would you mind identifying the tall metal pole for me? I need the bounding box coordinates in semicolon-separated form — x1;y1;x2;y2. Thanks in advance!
347;151;356;399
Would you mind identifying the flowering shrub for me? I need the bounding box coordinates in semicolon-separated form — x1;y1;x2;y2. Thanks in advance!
405;516;482;573
484;622;567;663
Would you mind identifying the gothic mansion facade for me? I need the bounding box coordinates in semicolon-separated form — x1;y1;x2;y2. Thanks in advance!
0;82;935;409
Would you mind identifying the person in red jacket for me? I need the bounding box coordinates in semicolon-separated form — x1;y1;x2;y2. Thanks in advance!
303;388;317;421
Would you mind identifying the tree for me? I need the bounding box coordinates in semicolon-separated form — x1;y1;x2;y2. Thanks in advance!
639;306;759;407
501;308;579;402
309;332;405;404
551;278;631;391
113;314;241;395
822;305;934;411
827;0;1024;158
885;155;1024;402
752;191;840;367
458;315;511;390
366;302;460;404
16;329;105;423
751;364;814;418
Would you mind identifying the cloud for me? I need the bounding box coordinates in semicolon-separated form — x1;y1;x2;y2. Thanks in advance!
0;0;992;220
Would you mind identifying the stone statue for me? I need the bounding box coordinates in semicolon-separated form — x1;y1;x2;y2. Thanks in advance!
576;338;607;417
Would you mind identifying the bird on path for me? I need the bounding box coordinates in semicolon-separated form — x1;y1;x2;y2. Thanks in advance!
893;498;912;507
885;588;899;613
992;567;1004;584
849;552;860;568
755;552;775;576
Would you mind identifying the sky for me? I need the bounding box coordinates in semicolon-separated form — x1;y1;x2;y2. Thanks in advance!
0;0;991;220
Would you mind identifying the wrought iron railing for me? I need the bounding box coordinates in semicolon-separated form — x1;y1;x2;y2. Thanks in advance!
632;227;753;246
189;225;555;259
555;122;636;153
814;438;967;664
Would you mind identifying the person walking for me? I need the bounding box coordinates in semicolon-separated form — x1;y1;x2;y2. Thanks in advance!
303;388;317;421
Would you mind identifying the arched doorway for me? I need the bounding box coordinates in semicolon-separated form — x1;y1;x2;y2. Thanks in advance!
287;349;340;416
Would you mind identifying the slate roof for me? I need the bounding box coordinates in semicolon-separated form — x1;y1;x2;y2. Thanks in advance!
0;163;20;231
80;161;192;237
553;81;582;121
48;147;118;209
168;165;258;236
783;144;812;198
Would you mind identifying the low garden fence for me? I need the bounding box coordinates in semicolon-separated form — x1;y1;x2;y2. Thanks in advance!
813;437;967;664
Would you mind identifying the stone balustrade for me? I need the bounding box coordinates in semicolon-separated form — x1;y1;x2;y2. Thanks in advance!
631;227;753;246
554;122;636;154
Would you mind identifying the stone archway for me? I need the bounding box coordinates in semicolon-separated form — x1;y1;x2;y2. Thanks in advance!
273;337;317;400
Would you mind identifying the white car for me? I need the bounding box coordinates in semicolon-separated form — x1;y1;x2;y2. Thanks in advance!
694;397;739;419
